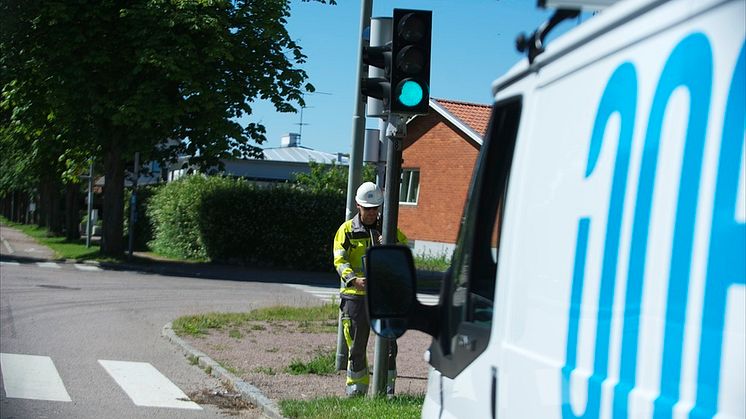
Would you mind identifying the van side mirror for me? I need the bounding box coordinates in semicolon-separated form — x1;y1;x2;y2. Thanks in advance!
365;245;417;339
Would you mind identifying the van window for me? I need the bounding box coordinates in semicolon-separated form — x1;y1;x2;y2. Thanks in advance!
436;97;521;378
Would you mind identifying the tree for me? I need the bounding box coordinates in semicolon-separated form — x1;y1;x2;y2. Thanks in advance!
293;161;377;194
2;0;319;256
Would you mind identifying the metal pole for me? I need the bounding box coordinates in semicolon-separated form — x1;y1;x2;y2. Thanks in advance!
368;15;394;398
376;119;387;184
371;115;406;397
337;0;373;373
344;0;373;222
86;159;94;248
127;152;139;258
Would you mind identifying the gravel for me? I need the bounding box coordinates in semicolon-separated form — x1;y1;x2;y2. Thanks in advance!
180;320;433;403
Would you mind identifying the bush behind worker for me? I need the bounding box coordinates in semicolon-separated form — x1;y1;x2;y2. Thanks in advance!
332;182;407;397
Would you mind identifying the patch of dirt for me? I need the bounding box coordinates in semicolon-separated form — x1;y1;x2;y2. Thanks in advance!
182;319;432;402
188;388;256;416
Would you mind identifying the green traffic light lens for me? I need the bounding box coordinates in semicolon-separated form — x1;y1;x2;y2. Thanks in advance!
398;80;424;107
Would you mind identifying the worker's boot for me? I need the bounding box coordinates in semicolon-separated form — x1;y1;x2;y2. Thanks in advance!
346;368;369;397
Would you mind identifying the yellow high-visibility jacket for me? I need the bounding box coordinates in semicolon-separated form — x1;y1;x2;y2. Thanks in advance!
333;214;407;296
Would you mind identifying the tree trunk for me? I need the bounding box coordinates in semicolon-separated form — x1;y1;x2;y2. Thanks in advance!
40;174;64;236
101;141;125;257
49;179;64;236
38;177;63;234
38;180;48;228
65;182;81;241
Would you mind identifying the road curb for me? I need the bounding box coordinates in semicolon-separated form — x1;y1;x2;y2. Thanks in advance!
161;322;285;419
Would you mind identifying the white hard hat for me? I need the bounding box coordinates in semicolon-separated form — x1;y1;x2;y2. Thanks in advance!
355;182;384;207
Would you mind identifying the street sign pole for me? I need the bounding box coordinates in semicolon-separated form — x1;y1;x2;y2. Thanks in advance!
127;152;139;259
86;159;94;248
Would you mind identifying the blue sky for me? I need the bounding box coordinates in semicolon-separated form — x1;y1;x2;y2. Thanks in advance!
247;0;583;154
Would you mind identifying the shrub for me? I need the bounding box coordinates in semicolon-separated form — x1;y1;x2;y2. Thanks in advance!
146;176;221;259
147;175;345;270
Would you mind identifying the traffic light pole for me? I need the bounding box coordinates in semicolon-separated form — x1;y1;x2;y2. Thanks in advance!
371;114;407;397
351;6;431;395
337;0;373;372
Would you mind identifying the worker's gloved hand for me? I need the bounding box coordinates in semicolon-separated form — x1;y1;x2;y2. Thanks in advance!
354;277;367;291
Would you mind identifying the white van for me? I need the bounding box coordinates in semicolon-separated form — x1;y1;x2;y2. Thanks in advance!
364;0;745;418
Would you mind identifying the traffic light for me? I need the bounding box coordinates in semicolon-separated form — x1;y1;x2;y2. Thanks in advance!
361;44;392;107
390;9;431;115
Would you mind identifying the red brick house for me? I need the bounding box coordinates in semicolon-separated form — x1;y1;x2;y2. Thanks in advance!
398;98;492;259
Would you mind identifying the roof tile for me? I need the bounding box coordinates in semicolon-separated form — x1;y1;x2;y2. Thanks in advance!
432;98;492;137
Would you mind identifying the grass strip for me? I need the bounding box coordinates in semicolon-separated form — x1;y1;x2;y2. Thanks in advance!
279;394;424;419
172;303;339;337
413;251;450;272
285;349;336;376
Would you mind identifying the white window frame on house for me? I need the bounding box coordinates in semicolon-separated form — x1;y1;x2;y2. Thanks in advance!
400;169;420;205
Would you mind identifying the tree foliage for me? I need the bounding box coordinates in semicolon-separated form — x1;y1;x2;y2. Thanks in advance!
2;0;319;255
293;162;377;194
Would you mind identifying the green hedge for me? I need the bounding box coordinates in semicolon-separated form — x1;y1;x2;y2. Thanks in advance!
146;175;344;271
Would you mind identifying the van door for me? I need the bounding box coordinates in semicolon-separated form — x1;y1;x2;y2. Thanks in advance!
427;97;521;418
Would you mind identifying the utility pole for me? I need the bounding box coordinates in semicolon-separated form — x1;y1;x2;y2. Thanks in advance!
344;0;373;222
337;0;373;372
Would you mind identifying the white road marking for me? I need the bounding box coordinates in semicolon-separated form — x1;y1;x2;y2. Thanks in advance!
74;263;101;272
99;360;201;410
417;294;440;306
285;283;439;305
0;261;20;266
1;237;14;254
36;262;60;269
285;284;340;303
0;353;72;402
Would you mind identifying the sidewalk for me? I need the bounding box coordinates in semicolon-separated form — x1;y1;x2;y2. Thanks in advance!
0;224;56;260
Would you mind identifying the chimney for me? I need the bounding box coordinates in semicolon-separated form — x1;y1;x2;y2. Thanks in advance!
281;133;300;148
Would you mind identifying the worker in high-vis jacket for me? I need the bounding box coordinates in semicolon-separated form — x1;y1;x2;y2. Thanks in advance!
333;182;407;397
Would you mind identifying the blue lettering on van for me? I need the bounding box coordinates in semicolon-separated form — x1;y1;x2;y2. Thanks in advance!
562;34;745;419
561;62;638;419
630;33;712;419
691;42;745;419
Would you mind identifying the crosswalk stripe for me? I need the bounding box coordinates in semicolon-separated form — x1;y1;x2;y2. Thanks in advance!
286;283;439;305
36;262;60;269
74;263;102;272
0;353;72;402
99;360;201;410
0;261;20;266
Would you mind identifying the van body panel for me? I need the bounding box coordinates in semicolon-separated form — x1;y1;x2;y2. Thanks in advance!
422;367;442;417
426;0;745;418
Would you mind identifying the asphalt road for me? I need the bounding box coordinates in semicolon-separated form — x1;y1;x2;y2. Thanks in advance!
0;253;314;418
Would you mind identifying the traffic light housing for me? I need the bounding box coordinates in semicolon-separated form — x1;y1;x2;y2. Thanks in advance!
361;44;392;107
390;9;431;115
